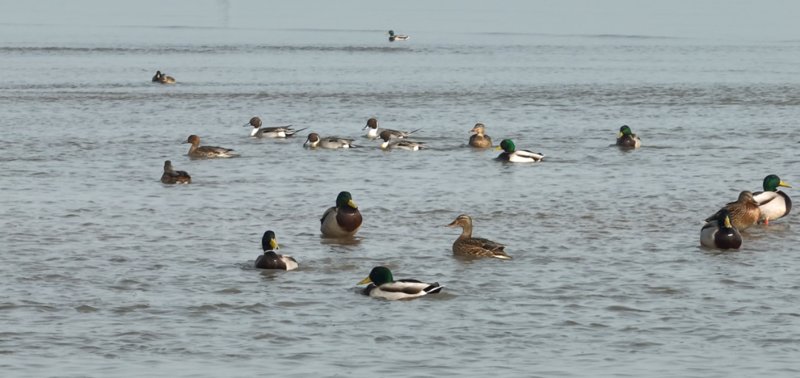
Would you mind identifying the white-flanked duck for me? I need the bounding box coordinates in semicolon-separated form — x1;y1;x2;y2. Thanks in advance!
388;30;409;42
160;160;191;184
379;130;426;151
303;133;357;149
254;230;298;270
320;191;362;238
244;116;306;138
363;117;420;139
358;266;442;300
753;174;792;225
186;135;238;159
616;125;641;149
700;209;742;250
495;139;544;163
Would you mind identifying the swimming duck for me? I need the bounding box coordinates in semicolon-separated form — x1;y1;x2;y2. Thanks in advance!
495;139;544;163
254;230;298;270
363;118;419;139
704;191;761;231
186;135;238;159
447;214;511;259
700;209;742;249
388;30;410;42
616;125;641;149
244;116;306;138
160;160;191;184
753;174;792;225
468;123;492;148
152;70;176;84
379;130;426;151
303;133;357;149
320;191;362;238
358;266;442;300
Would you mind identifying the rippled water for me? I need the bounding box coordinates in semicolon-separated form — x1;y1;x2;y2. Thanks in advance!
2;9;800;378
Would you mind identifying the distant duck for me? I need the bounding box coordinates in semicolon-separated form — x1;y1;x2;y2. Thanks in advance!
320;191;362;238
753;174;792;225
185;135;238;159
704;191;761;231
700;209;742;249
616;125;641;149
303;133;357;149
495;139;544;163
244;116;306;138
254;230;298;270
468;123;492;148
358;266;442;300
379;130;426;151
388;30;410;42
160;160;191;184
152;70;176;84
363;118;420;139
447;214;511;260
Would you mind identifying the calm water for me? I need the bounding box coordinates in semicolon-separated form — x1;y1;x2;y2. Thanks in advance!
2;3;800;377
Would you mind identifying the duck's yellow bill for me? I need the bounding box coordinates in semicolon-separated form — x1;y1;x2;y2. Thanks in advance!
494;146;502;151
358;277;372;285
617;132;623;138
270;239;279;250
724;216;733;229
348;199;358;209
779;181;792;188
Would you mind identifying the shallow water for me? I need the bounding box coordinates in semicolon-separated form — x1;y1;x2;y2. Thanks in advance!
2;3;800;377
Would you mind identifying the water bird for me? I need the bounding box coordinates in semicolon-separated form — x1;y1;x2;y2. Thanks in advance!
700;209;742;249
363;118;419;139
303;133;357;149
320;191;362;238
468;123;492;148
753;174;792;225
704;191;761;231
379;130;426;151
152;70;176;84
186;135;238;159
160;160;191;184
254;230;298;270
495;139;544;162
616;125;641;149
358;266;442;300
244;116;306;138
447;214;511;259
388;30;409;42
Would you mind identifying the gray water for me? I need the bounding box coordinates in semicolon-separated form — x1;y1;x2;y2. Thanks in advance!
2;2;800;377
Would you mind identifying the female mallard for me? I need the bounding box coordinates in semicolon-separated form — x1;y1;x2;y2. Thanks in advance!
379;130;426;151
186;135;238;159
303;133;357;149
468;123;492;148
152;70;176;84
358;266;442;300
616;125;641;148
700;209;742;249
447;214;511;259
320;191;362;237
244;116;306;138
363;118;419;139
495;139;544;163
704;191;761;231
254;230;298;270
160;160;191;184
753;174;792;225
388;30;410;42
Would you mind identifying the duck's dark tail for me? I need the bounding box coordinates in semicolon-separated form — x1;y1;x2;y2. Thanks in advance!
424;283;443;294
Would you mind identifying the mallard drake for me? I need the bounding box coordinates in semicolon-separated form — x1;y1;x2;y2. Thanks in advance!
388;30;410;42
358;266;442;300
152;70;176;84
320;191;362;237
186;135;238;159
160;160;191;184
704;191;761;231
447;214;511;259
379;130;426;151
364;118;419;139
700;209;742;249
753;174;792;225
244;116;306;138
495;139;544;163
468;123;492;148
254;230;298;270
616;125;641;148
303;133;357;149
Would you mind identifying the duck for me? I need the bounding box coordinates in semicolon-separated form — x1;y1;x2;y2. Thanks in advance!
704;191;761;231
363;118;420;139
244;116;306;138
388;30;410;42
700;209;742;249
358;266;442;300
254;230;298;270
446;214;511;259
160;160;191;184
303;133;357;149
468;123;492;148
320;191;362;238
616;125;641;149
753;174;792;225
379;130;426;151
495;139;544;163
185;135;238;159
151;70;176;84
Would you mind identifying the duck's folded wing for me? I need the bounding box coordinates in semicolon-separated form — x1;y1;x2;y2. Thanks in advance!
468;237;505;252
320;206;336;224
517;149;544;159
381;280;432;295
199;145;234;153
753;190;779;206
